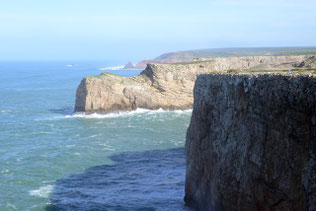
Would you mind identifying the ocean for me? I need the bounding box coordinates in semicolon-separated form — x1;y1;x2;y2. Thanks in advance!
0;61;192;210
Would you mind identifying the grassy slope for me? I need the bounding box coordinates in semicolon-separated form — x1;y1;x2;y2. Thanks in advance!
154;47;316;61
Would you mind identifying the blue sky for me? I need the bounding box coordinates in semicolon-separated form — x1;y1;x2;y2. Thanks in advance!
0;0;315;62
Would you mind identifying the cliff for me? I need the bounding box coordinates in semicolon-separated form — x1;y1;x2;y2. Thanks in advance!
134;47;316;69
185;72;316;210
193;55;315;70
75;63;211;113
75;55;315;113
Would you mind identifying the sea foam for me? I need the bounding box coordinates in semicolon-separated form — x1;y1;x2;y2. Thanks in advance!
99;65;124;70
67;108;192;119
29;185;53;198
0;110;11;113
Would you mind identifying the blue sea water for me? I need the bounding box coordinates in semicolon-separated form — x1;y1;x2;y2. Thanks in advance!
0;61;191;210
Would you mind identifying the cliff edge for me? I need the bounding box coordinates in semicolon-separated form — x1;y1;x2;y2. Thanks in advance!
75;55;315;113
75;63;211;113
185;72;316;210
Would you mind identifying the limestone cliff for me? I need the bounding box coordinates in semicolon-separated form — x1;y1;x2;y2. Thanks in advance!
192;55;315;70
185;72;316;210
75;55;315;113
75;63;210;113
135;47;316;69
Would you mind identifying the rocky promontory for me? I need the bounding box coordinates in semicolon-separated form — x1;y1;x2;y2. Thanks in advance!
185;72;316;210
75;55;315;113
133;47;316;69
75;62;211;113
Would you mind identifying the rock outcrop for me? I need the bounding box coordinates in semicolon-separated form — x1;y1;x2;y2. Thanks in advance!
75;55;315;113
123;62;135;69
192;55;315;70
185;72;316;210
75;63;212;113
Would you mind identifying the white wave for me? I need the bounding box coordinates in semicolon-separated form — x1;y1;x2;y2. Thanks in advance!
97;142;116;151
99;65;124;70
101;147;116;151
81;134;100;139
0;110;11;113
42;180;55;184
29;185;53;198
1;169;10;174
122;68;143;70
6;203;17;210
173;109;193;114
67;108;192;119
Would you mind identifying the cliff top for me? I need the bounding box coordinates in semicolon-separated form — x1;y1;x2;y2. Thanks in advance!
75;54;316;113
87;55;316;80
134;47;316;69
154;47;316;61
215;69;316;76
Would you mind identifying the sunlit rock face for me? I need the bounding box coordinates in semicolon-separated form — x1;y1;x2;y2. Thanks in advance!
75;55;315;113
185;73;316;210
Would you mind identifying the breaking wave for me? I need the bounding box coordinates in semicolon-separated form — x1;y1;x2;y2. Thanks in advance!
29;185;53;198
0;110;11;113
67;108;192;119
99;65;124;70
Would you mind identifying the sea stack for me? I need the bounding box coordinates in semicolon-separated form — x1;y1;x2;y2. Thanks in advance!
123;62;135;69
185;72;316;210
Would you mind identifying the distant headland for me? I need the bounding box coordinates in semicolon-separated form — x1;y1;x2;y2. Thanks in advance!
124;46;316;69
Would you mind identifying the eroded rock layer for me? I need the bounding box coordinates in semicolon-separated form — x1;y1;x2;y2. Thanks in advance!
185;73;316;210
75;55;315;113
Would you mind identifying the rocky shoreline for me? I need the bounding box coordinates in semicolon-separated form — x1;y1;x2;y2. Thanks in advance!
75;55;315;113
74;54;316;210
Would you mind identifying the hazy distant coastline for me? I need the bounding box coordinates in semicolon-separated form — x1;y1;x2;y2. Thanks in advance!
116;47;316;70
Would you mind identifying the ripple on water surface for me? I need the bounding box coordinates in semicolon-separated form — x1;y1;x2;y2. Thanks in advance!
46;148;187;210
0;63;192;210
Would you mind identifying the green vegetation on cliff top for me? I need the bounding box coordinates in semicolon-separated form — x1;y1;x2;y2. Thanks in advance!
155;47;316;62
226;68;316;75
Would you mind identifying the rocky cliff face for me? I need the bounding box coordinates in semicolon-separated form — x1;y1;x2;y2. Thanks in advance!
75;63;212;113
185;73;316;210
193;55;314;70
135;47;316;69
75;55;315;113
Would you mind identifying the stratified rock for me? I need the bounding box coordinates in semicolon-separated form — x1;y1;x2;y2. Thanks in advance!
185;72;316;210
75;63;211;113
75;55;314;113
135;47;316;69
192;55;313;70
123;62;135;69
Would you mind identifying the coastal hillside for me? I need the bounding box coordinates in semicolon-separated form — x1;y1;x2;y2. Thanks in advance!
75;55;315;113
134;47;316;68
185;72;316;210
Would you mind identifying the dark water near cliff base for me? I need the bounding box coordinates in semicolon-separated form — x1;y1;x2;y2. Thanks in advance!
0;62;191;210
47;148;185;211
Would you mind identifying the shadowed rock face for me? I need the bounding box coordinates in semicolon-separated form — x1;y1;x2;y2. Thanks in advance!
75;55;315;113
185;73;316;210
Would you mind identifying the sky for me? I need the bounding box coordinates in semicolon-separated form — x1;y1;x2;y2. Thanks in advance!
0;0;316;62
